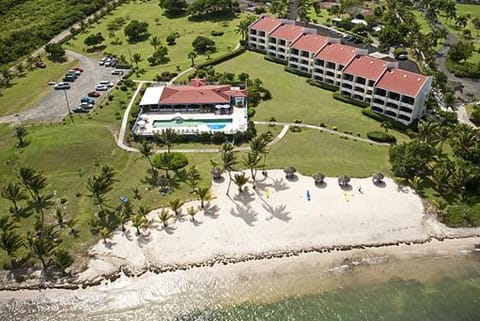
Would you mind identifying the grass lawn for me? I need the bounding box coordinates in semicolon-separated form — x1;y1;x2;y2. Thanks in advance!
266;128;391;177
65;1;245;80
215;51;409;141
0;59;78;116
0;122;218;268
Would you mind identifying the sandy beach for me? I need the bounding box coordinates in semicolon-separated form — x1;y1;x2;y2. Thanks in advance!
78;169;480;282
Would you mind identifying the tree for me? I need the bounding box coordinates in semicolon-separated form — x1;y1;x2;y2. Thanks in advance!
1;69;14;87
26;230;57;275
159;0;188;17
147;46;170;66
116;204;130;232
389;140;436;179
185;166;201;193
449;159;474;200
243;152;261;184
235;16;256;43
187;206;198;222
195;187;211;209
296;0;312;22
168;198;185;216
233;172;249;193
417;121;440;146
44;42;65;62
1;182;27;217
380;121;391;134
166;33;177;45
138;141;156;173
188;51;197;67
132;213;147;235
13;125;28;148
220;143;237;196
450;124;480;164
54;249;73;274
15;62;25;76
158;209;172;227
84;32;105;48
192;36;216;54
0;220;24;268
132;53;143;69
100;227;112;243
448;41;474;63
124;20;149;42
188;0;235;17
455;15;469;30
150;35;161;50
154;128;178;154
269;0;288;18
86;167;116;212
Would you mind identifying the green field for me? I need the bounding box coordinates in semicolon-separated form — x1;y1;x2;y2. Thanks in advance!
215;51;408;140
0;59;78;116
65;1;245;80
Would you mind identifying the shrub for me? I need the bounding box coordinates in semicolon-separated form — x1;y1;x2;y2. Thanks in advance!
211;132;227;144
247;107;256;118
442;204;480;227
264;55;288;65
294;119;302;123
284;66;311;78
362;109;410;131
367;130;397;143
320;123;327;128
210;30;224;37
120;85;128;91
290;125;301;133
306;79;338;91
445;59;480;78
470;108;480;126
393;47;407;57
332;91;369;108
269;117;276;122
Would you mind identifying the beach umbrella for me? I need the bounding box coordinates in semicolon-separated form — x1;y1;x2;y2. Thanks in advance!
338;175;350;186
372;172;384;184
312;172;325;184
211;167;223;180
284;166;296;178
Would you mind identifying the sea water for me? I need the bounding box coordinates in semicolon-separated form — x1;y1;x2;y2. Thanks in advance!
1;249;479;321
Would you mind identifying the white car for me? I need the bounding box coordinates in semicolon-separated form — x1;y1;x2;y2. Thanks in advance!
80;102;94;109
99;80;114;87
111;69;124;75
48;81;57;86
95;84;108;91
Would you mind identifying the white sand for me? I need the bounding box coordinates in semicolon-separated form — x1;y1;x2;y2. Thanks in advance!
78;170;479;282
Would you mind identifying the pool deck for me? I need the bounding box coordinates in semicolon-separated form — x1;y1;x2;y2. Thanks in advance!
132;106;248;136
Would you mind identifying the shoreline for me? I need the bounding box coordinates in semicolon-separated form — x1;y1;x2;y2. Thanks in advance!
1;170;480;292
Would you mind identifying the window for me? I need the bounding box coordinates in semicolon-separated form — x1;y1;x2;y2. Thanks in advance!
301;59;308;65
386;102;398;109
353;94;364;101
372;106;383;113
268;38;275;43
326;71;335;77
356;77;366;85
354;87;364;93
315;59;324;66
398;114;411;122
337;64;344;71
343;74;353;81
341;91;351;97
290;57;298;63
291;48;299;55
326;62;335;69
342;83;353;89
301;51;309;57
366;90;372;95
374;88;386;96
313;75;323;82
373;98;384;105
368;80;375;87
385;110;396;117
388;92;400;100
400;106;412;113
314;68;323;74
279;39;286;46
401;95;415;105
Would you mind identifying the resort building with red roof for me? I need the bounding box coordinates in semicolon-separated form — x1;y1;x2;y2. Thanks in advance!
132;79;248;136
247;15;432;125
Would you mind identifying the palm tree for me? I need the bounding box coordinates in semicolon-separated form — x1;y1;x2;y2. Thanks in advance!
132;53;142;69
284;166;296;179
380;121;391;134
138;141;156;173
432;161;452;196
455;15;469;29
168;198;185;216
116;207;129;232
195;187;211;209
154;128;177;154
55;207;66;228
54;249;73;274
17;167;39;199
235;18;254;43
243;152;261;184
417;121;440;146
153;152;174;178
29;193;55;227
66;218;79;237
132;213;147;235
158;209;172;227
26;232;57;275
1;182;27;216
100;227;112;243
188;51;197;67
150;35;161;50
186;166;201;193
220;143;237;196
0;229;24;268
312;172;325;185
86;175;112;211
187;206;198;222
436;126;450;154
450;124;479;161
138;205;149;219
450;160;472;200
233;172;249;193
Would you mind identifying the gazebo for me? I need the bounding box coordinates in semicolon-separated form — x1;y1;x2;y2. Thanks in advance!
312;172;325;185
372;172;384;185
338;175;351;187
211;167;223;181
284;166;296;179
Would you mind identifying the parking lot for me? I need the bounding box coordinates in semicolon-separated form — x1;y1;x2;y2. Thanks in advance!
9;50;126;123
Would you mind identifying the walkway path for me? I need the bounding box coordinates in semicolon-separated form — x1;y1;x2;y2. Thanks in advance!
117;81;145;152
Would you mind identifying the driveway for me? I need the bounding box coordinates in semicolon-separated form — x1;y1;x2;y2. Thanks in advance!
0;50;124;124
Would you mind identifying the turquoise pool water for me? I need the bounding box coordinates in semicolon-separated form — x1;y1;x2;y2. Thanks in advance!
153;118;232;130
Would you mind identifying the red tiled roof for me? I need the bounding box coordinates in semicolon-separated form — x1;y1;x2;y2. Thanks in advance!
291;34;328;53
159;84;245;105
315;43;357;65
269;24;305;42
343;56;388;80
376;69;429;97
250;16;283;33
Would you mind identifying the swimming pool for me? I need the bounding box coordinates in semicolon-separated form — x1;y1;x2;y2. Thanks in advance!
153;118;232;130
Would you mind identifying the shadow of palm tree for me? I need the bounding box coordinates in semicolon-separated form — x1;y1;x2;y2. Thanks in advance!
340;184;353;191
232;190;256;206
203;202;220;218
136;232;152;247
374;181;387;188
122;229;133;241
262;203;291;222
104;240;116;249
230;204;258;226
163;224;177;235
315;182;328;189
191;218;203;226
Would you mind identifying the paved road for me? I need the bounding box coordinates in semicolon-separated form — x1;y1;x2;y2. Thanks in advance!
0;51;123;124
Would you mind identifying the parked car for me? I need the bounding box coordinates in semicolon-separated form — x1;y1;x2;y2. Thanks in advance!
88;91;101;97
95;84;108;91
110;59;118;67
397;54;408;61
99;80;114;87
47;81;57;86
63;75;76;82
73;107;89;113
35;61;46;68
73;67;84;72
67;70;79;77
80;102;94;109
81;97;95;104
111;69;124;75
54;82;70;90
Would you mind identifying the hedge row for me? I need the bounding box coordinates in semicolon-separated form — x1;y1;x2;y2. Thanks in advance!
284;66;312;78
264;55;288;65
366;130;397;143
362;109;410;131
333;91;369;108
442;204;480;227
445;59;480;78
306;79;338;91
195;47;246;69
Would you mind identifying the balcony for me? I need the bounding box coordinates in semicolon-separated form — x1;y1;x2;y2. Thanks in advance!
341;91;351;97
354;87;364;93
326;71;335;77
342;83;353;89
313;68;324;74
399;106;413;114
386;102;399;109
373;98;385;105
355;77;366;85
300;51;309;58
388;92;401;101
372;106;384;113
290;57;299;63
326;62;335;69
300;59;309;65
352;94;364;101
398;114;411;123
384;110;397;117
290;48;299;55
343;74;354;81
401;95;415;105
314;59;325;67
313;75;324;82
374;88;386;97
368;80;375;87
